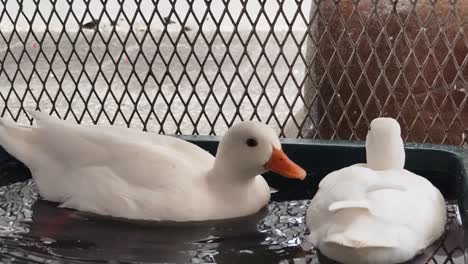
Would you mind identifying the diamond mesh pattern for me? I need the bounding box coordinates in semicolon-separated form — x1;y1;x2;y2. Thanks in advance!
0;0;466;146
302;0;468;146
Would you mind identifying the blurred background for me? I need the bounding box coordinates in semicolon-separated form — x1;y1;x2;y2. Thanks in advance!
0;0;466;146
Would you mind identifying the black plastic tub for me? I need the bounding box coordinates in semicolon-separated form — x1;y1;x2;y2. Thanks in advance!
181;136;468;205
0;137;467;263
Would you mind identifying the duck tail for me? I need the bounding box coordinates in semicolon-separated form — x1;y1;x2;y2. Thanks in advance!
0;116;12;146
0;116;12;131
27;110;51;123
0;116;36;165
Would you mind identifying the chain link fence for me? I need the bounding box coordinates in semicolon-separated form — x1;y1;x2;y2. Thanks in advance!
0;0;466;146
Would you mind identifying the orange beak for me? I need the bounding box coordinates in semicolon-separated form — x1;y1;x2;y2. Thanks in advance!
264;147;307;180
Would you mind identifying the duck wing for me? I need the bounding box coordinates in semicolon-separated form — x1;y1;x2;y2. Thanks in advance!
0;111;214;189
323;212;401;248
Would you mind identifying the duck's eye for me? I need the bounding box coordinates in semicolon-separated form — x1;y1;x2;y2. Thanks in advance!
246;138;258;147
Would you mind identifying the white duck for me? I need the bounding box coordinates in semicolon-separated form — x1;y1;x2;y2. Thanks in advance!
306;117;446;264
0;111;306;222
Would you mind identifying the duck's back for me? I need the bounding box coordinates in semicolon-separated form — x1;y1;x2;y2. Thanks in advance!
0;112;215;219
307;167;446;263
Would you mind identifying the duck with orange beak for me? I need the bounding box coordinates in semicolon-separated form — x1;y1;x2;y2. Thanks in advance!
0;113;306;222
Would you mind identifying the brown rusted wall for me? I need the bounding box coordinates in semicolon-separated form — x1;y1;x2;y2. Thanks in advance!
305;0;467;146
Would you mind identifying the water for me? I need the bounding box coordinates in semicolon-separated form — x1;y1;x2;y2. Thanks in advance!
0;180;316;263
0;180;464;264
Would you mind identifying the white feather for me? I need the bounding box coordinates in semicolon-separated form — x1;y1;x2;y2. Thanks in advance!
0;111;302;222
306;117;447;264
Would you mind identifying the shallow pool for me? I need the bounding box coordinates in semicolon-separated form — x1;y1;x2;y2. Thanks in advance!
0;180;464;264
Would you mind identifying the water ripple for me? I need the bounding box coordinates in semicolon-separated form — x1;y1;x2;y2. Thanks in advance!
0;180;463;264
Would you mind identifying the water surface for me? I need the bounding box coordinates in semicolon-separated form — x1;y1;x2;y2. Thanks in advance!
0;180;316;263
0;180;464;264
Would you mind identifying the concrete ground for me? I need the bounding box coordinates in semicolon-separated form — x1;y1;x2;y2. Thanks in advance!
0;29;307;136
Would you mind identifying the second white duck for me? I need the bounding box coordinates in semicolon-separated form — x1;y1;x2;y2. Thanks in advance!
0;111;306;222
306;117;446;264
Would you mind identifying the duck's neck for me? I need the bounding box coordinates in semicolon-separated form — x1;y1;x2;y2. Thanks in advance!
366;136;405;171
210;143;264;183
211;157;262;184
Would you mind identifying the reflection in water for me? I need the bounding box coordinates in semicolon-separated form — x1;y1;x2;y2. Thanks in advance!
0;180;37;236
0;180;464;264
0;180;313;263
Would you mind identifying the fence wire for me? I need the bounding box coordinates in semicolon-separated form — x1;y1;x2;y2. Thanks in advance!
0;0;466;146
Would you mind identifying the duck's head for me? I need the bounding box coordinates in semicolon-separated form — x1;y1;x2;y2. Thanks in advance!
214;121;306;180
366;117;405;170
368;117;402;137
